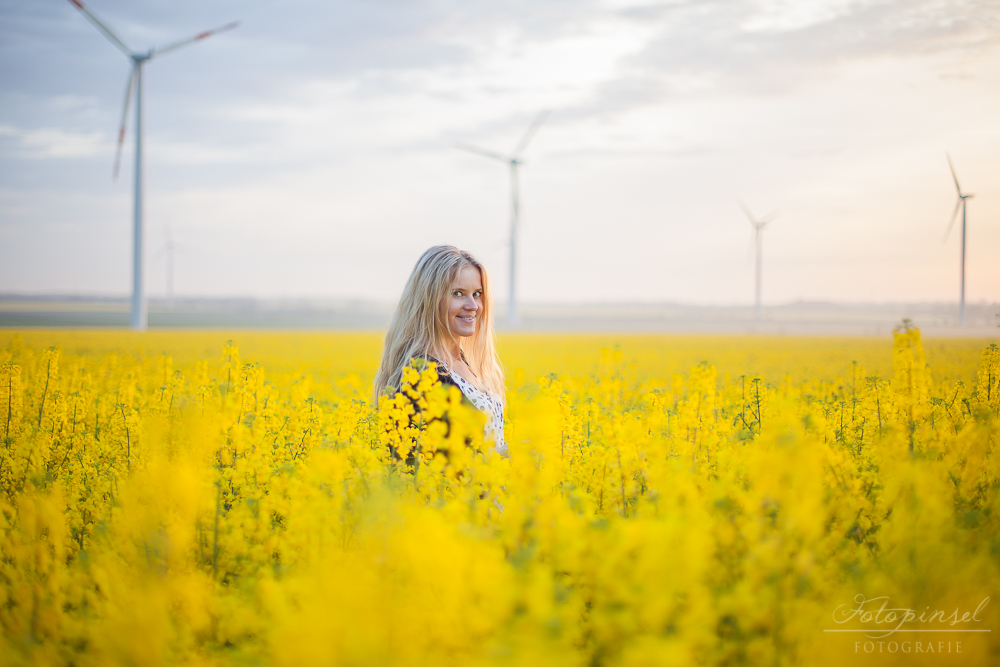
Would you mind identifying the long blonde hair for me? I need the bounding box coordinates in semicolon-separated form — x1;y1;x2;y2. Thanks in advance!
374;246;505;405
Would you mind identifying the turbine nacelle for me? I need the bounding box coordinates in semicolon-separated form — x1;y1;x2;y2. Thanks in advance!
739;201;780;229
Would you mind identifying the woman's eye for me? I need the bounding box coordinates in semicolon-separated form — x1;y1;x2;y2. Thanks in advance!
474;292;482;298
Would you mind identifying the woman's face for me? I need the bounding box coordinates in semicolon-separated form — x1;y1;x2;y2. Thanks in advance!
440;265;483;339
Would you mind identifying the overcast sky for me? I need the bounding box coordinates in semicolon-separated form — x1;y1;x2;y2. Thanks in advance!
1;0;998;305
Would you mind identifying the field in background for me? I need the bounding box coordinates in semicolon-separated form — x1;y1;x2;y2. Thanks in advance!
2;296;998;335
1;330;998;665
1;329;996;387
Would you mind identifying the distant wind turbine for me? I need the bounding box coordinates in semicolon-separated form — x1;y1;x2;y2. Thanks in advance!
456;111;549;328
739;202;780;321
944;153;974;327
66;0;238;331
155;222;183;309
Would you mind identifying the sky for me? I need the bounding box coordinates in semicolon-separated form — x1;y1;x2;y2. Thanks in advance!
0;0;998;306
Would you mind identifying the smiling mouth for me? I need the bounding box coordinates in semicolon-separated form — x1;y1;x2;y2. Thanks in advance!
458;316;476;323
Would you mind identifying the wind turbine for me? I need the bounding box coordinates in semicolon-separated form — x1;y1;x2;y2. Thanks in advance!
739;202;780;321
66;0;238;331
456;111;549;328
944;153;974;327
155;222;183;309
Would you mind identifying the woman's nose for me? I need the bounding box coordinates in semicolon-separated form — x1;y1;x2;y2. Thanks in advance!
464;296;479;310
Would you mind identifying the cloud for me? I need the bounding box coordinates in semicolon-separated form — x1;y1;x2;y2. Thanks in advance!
615;0;1000;95
0;124;107;158
498;0;998;126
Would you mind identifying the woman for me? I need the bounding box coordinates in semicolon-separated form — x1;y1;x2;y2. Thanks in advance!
374;245;508;456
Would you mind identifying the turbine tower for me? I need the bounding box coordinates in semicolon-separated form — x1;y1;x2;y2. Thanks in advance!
155;222;182;309
739;202;779;321
944;153;974;327
66;0;238;331
456;111;549;328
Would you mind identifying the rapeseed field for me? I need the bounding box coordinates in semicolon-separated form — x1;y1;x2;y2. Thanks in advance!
1;328;998;666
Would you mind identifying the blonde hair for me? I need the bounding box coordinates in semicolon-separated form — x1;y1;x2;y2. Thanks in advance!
374;246;505;405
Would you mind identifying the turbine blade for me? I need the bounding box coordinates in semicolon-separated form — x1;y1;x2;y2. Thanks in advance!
455;142;510;163
66;0;133;57
511;110;550;159
150;21;240;58
738;201;756;225
760;209;781;224
946;152;962;195
943;197;961;242
113;65;137;180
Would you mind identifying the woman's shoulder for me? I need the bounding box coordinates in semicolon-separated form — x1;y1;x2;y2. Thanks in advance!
410;356;456;386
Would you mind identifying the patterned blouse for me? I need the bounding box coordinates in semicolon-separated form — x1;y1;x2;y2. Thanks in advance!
448;370;508;457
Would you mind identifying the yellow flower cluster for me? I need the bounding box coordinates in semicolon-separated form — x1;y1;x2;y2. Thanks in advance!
0;330;998;666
